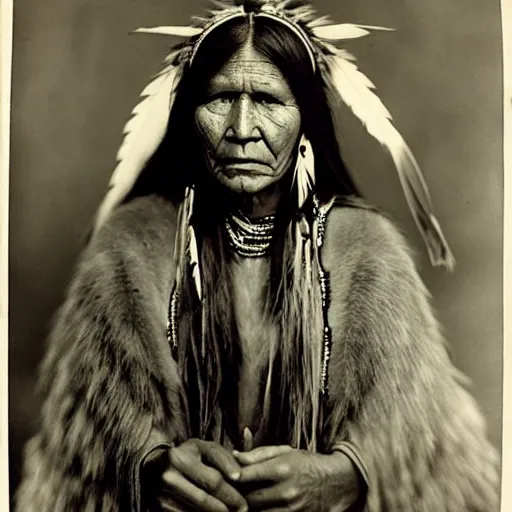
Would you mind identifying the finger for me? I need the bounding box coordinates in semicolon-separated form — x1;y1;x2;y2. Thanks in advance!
181;463;248;510
246;481;299;508
158;496;188;511
239;457;291;483
173;443;247;508
162;467;229;512
243;427;254;452
171;449;224;493
201;442;242;481
234;445;293;466
169;442;245;506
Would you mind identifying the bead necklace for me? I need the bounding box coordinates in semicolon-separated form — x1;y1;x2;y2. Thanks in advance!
224;210;276;258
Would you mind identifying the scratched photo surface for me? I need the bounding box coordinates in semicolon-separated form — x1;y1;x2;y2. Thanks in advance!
8;0;503;509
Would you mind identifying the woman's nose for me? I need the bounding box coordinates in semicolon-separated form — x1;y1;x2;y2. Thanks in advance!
226;94;260;143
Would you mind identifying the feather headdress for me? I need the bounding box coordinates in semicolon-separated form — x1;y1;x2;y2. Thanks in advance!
93;0;454;269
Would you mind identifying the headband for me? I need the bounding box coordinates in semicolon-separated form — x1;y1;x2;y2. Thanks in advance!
188;9;318;72
92;0;455;270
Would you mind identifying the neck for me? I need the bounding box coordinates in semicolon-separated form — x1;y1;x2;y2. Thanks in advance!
235;182;283;218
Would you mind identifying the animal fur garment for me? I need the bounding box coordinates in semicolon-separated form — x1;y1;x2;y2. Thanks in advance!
16;195;499;511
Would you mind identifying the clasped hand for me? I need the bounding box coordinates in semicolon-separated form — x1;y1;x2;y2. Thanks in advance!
151;436;360;511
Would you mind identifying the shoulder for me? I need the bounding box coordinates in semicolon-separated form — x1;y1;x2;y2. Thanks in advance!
321;197;420;282
92;194;178;254
320;200;442;409
62;195;177;314
320;197;435;345
78;195;178;276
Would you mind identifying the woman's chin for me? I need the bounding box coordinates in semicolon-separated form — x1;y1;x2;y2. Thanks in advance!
215;172;279;196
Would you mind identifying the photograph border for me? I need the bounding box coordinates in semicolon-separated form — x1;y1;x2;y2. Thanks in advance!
1;0;13;509
500;0;510;510
0;0;509;509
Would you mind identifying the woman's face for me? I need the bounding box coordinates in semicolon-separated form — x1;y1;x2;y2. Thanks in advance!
195;43;301;195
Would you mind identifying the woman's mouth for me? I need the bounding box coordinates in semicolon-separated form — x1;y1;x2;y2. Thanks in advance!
216;158;272;176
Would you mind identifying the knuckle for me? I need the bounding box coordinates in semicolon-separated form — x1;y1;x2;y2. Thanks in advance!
162;469;178;487
282;485;299;503
208;442;221;454
277;462;291;477
189;439;203;452
182;438;199;454
194;438;205;449
168;448;180;466
207;472;224;492
169;448;189;468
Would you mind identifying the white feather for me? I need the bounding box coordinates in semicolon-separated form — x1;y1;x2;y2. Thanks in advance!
297;161;308;208
302;136;315;184
134;26;202;37
188;225;202;300
92;64;181;234
326;52;454;269
186;186;195;223
312;23;393;41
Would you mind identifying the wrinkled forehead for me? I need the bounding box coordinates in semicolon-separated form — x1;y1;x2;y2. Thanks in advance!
206;43;295;97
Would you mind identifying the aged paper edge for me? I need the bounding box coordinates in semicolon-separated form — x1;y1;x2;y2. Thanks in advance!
0;1;509;510
501;0;510;510
1;0;12;508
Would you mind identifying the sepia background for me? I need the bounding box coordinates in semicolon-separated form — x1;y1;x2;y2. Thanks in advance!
8;0;504;499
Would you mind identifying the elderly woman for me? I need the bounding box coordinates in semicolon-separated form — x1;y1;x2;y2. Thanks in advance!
16;1;498;511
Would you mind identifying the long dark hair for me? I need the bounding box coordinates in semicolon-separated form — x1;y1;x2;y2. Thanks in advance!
127;16;359;204
127;16;360;450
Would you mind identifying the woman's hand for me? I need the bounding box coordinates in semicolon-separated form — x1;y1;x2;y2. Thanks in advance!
234;446;363;511
153;439;249;512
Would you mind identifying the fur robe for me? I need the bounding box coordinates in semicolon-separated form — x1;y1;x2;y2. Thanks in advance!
16;195;499;511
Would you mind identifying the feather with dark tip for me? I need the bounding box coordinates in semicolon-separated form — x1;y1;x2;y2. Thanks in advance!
325;50;455;269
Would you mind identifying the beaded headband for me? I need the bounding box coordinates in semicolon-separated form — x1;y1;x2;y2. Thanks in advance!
187;9;318;72
92;0;455;269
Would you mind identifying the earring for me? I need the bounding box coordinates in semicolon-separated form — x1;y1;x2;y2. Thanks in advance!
293;134;315;209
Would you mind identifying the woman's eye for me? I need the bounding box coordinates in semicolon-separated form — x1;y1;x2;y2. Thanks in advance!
253;93;280;105
205;93;237;114
210;92;238;103
217;94;235;104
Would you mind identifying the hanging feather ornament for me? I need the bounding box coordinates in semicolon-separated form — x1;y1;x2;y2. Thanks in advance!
175;186;201;302
188;225;202;301
168;186;202;359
